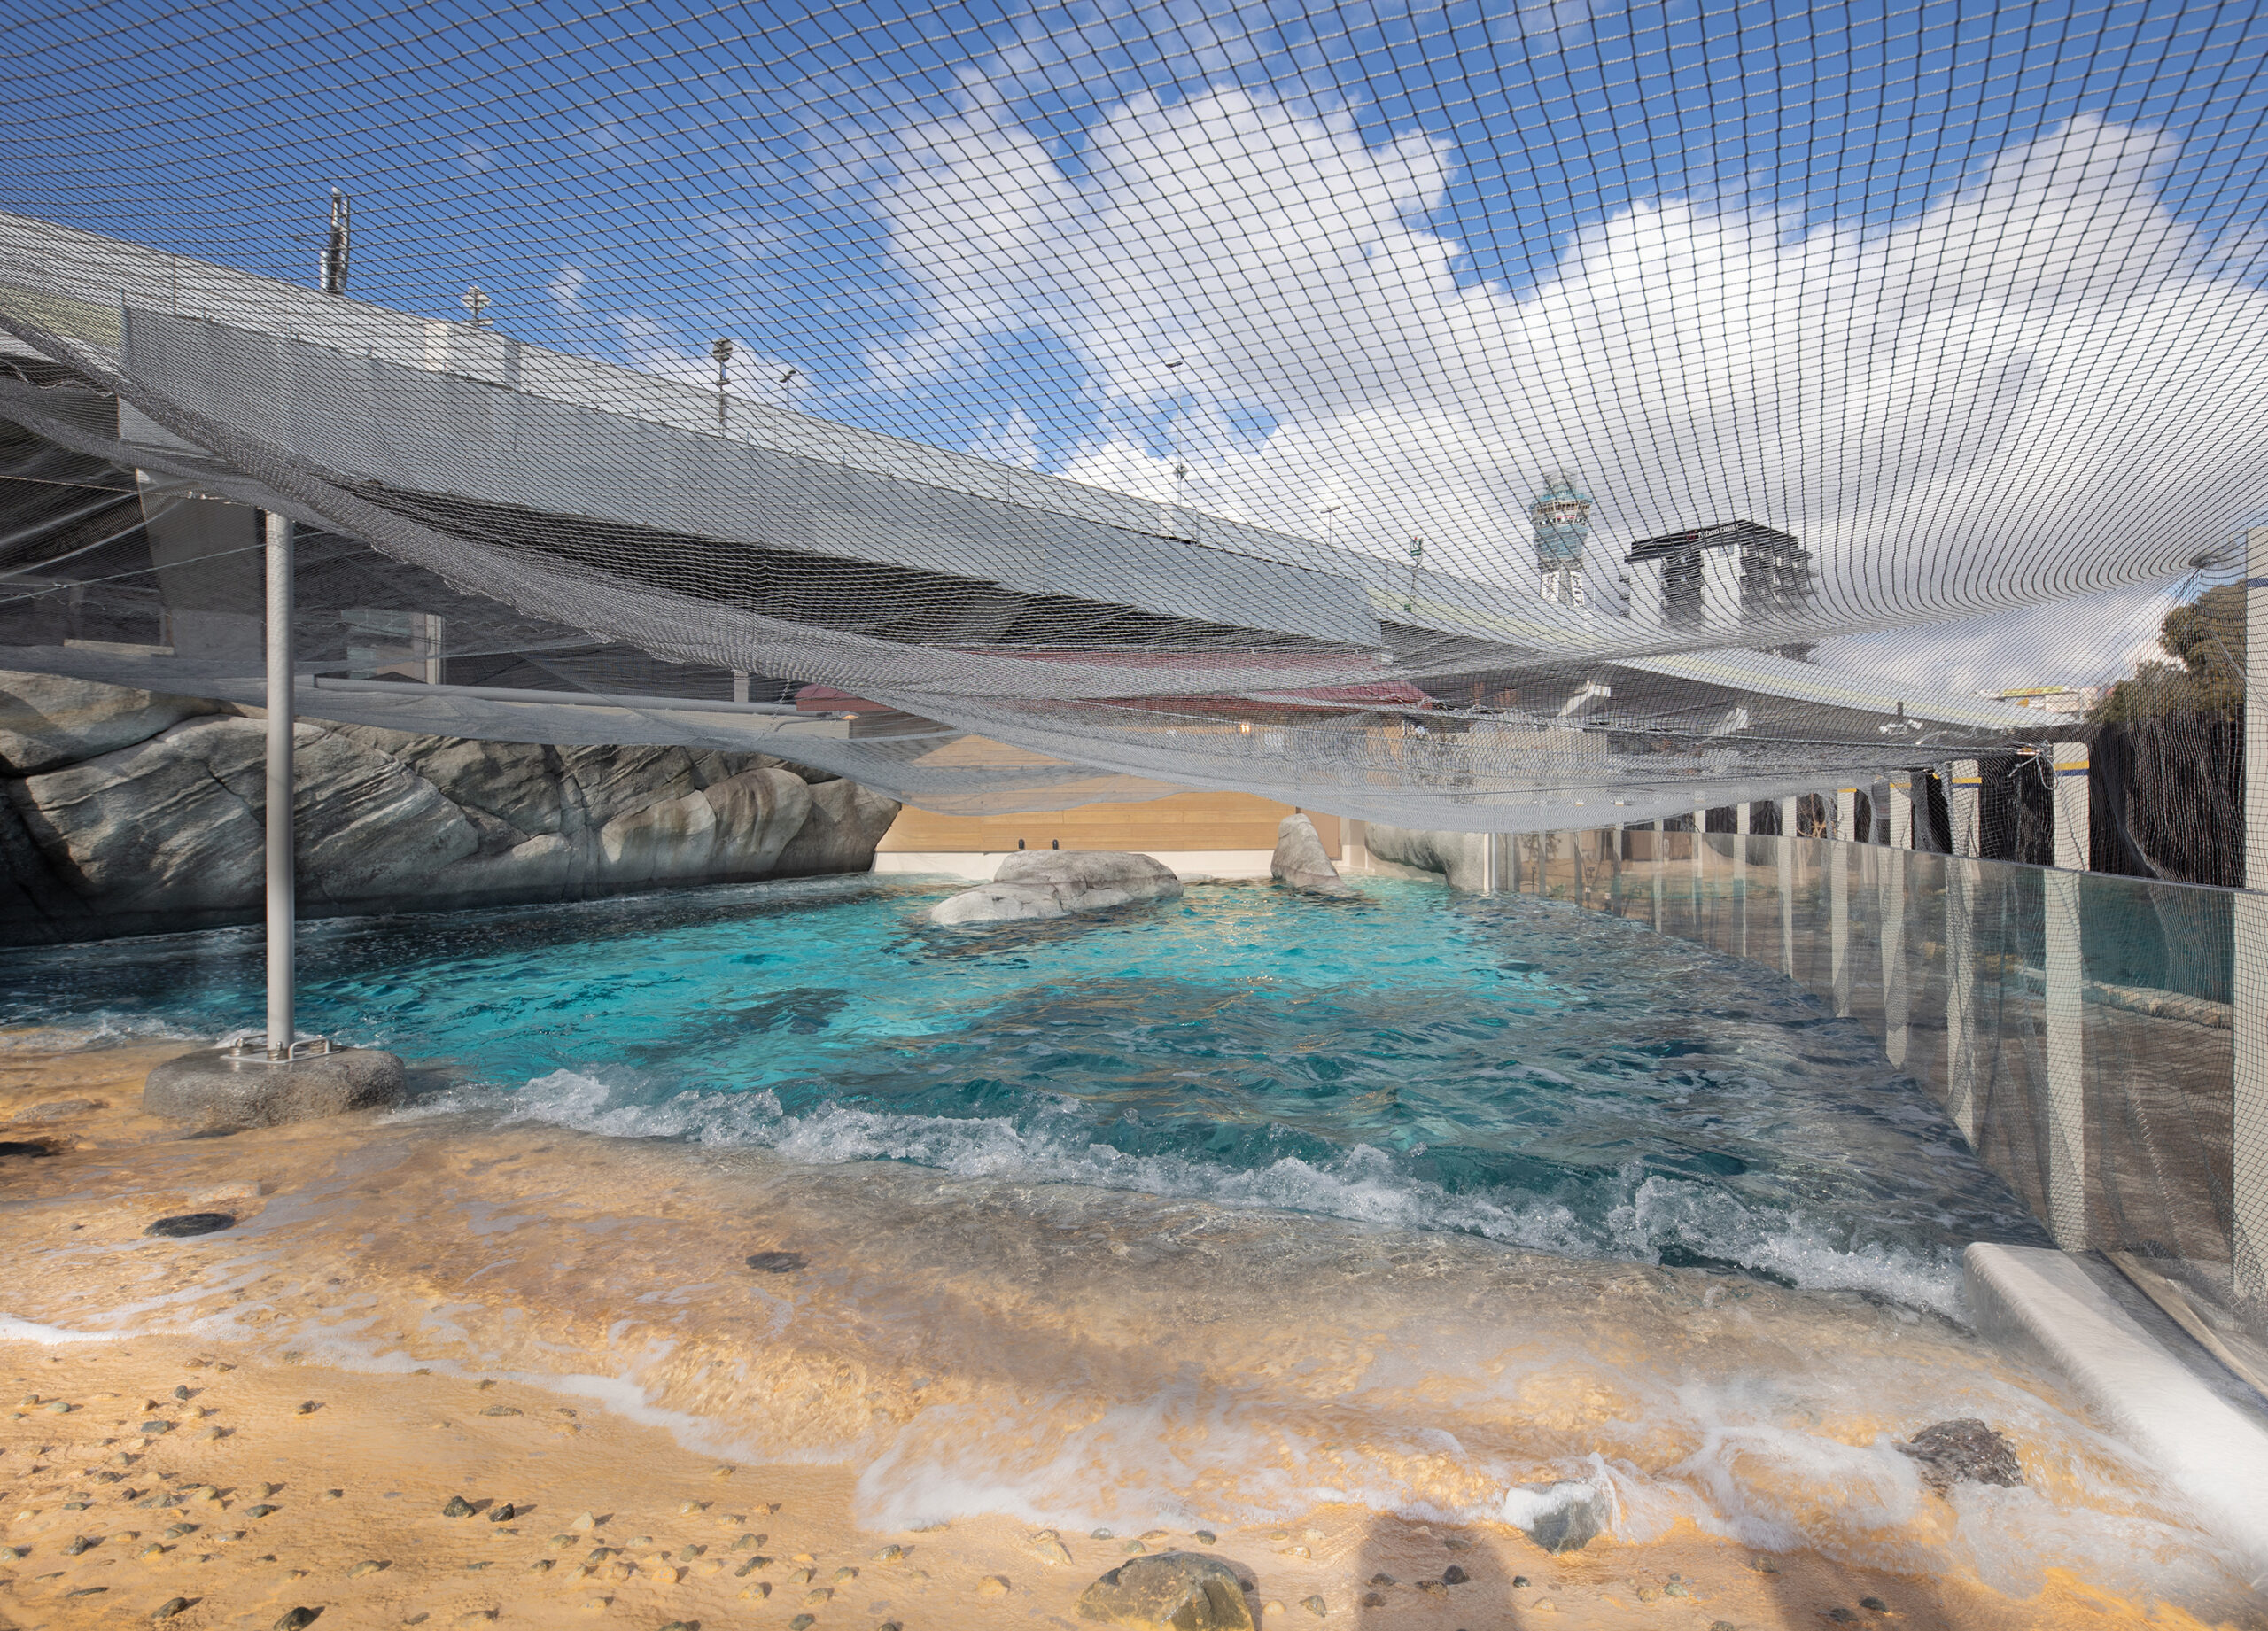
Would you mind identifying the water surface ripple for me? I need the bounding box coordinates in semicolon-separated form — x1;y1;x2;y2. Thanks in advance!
0;874;2047;1312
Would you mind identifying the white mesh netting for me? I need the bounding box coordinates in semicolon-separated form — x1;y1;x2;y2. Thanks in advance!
0;2;2263;830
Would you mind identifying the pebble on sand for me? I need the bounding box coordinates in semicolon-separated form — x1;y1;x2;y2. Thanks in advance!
976;1573;1012;1596
441;1496;475;1518
349;1559;390;1577
1301;1597;1327;1618
151;1598;191;1620
272;1611;320;1631
569;1512;598;1531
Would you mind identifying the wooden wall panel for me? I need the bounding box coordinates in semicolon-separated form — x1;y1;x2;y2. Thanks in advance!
878;791;1340;855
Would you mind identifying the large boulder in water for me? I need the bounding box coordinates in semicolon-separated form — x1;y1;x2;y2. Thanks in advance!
930;850;1182;926
1270;812;1349;896
1076;1551;1255;1629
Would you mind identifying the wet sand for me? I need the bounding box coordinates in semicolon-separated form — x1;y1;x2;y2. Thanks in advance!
1;1038;2258;1631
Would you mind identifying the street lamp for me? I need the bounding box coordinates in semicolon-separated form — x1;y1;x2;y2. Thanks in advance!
711;337;734;428
777;366;800;411
461;285;491;327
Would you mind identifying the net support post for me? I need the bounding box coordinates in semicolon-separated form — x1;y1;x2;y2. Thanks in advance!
2043;740;2092;1250
1827;793;1852;1014
2237;525;2268;1303
1881;834;1908;1068
1651;818;1664;931
1950;758;1981;857
1889;774;1915;848
1734;802;1750;958
264;512;295;1058
1946;761;1983;1145
1776;798;1797;975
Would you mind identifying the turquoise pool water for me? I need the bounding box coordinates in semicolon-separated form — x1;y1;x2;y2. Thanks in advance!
0;874;2045;1313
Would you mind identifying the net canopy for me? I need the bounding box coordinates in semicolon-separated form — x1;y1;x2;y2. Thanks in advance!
1;0;2263;831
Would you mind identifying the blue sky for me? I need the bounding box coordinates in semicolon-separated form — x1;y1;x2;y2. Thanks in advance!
10;0;2268;686
11;0;2263;448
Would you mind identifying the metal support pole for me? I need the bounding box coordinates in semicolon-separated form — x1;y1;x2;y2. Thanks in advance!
1950;758;1981;857
1651;818;1664;931
1836;785;1857;843
1889;774;1915;848
1734;802;1751;958
2044;740;2092;1249
1777;797;1797;976
264;512;295;1059
1830;821;1852;1018
2243;524;2268;1301
1882;827;1908;1067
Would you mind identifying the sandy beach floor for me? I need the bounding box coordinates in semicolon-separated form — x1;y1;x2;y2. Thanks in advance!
1;1037;2258;1631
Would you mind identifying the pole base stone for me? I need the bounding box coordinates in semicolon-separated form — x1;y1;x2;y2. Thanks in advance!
143;1046;406;1135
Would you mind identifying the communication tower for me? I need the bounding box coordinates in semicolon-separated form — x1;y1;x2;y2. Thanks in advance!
1531;472;1594;606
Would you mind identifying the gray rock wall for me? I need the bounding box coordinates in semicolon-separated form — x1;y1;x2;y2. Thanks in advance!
0;672;901;944
1361;822;1489;890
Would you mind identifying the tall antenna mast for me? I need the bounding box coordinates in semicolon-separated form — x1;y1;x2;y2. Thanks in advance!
320;190;350;294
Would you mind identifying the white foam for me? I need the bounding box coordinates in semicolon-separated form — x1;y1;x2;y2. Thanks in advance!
501;1070;1967;1316
0;1315;116;1343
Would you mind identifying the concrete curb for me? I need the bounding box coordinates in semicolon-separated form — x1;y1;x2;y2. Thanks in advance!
1966;1243;2268;1581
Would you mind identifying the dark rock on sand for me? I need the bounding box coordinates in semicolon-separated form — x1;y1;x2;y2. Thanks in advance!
144;1212;236;1239
1506;1479;1612;1553
1076;1551;1255;1629
1895;1418;2023;1494
442;1495;475;1518
12;1098;101;1122
746;1251;808;1273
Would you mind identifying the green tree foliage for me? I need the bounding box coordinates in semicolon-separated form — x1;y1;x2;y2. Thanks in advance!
2092;584;2245;722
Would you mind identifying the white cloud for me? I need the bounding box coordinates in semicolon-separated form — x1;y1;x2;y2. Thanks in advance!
548;263;587;315
969;408;1041;469
866;95;2268;681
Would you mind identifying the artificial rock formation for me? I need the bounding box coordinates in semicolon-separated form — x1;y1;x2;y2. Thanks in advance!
1361;822;1490;890
0;672;901;943
1269;812;1349;896
930;850;1183;927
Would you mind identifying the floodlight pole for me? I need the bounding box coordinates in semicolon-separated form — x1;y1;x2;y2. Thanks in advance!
265;512;296;1057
